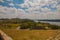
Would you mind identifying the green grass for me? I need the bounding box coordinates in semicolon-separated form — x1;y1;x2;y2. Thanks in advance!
0;24;20;29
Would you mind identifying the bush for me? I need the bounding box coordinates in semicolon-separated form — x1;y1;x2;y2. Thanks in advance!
30;26;46;30
20;23;29;29
49;25;60;30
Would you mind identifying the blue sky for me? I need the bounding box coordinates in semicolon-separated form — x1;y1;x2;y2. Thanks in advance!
0;0;24;8
0;0;60;19
0;0;59;12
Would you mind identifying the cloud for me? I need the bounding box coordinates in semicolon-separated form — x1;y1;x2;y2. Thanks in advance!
0;5;60;19
0;0;4;2
0;0;60;19
19;0;58;13
9;3;14;6
6;0;13;2
19;0;60;19
0;6;28;19
0;6;17;18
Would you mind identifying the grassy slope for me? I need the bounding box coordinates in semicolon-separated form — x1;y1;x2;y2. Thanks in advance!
0;19;60;40
2;29;60;40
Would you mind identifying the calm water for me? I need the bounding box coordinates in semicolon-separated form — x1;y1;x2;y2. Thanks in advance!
40;21;60;26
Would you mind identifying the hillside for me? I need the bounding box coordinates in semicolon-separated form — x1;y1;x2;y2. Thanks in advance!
0;18;60;40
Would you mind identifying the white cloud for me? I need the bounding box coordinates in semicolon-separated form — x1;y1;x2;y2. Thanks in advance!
0;0;60;19
6;0;13;2
20;0;50;8
9;3;14;6
0;0;4;2
0;6;28;19
0;6;17;18
19;0;60;19
20;0;58;12
0;6;60;19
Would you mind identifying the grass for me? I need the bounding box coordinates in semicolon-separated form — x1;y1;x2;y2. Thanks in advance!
0;24;20;29
2;29;60;40
0;21;60;40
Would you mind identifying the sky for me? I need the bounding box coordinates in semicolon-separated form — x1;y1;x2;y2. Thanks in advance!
0;0;60;19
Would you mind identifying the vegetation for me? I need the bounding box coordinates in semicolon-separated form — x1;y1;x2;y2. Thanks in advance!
0;18;60;40
0;18;60;30
1;29;60;40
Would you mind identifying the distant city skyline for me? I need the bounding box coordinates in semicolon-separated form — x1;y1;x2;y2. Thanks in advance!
0;0;60;19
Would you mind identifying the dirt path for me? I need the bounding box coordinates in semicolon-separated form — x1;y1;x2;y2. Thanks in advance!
0;30;13;40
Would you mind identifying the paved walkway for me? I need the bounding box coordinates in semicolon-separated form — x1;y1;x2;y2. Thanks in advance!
0;30;13;40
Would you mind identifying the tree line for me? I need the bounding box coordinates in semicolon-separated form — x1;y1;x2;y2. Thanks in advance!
0;18;60;30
